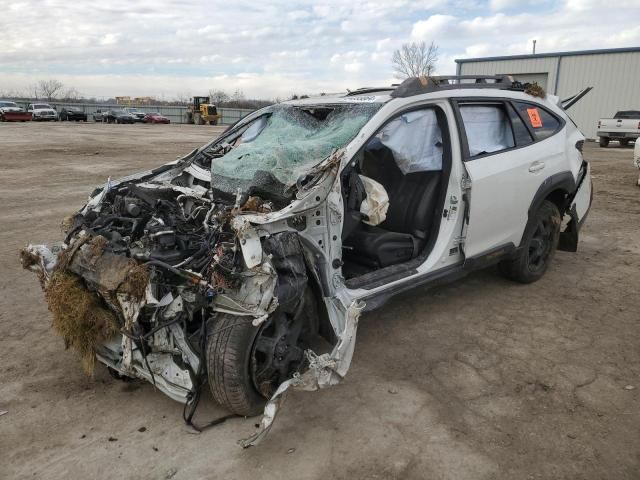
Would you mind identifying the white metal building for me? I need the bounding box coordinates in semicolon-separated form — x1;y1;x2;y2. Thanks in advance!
455;47;640;139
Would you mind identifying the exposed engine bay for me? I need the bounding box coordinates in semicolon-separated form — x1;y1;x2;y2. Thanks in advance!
21;103;374;446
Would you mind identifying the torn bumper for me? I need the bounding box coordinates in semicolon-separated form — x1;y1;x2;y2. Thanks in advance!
559;161;592;252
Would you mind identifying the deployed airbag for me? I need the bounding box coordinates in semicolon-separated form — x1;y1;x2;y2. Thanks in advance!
358;175;389;226
379;109;443;174
460;105;515;156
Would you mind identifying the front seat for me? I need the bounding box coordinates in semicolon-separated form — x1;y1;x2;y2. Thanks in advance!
344;145;441;268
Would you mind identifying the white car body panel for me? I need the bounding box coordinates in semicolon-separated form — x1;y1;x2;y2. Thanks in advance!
21;79;594;447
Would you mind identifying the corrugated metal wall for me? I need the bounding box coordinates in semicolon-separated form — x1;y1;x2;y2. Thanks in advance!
458;51;640;139
458;56;560;93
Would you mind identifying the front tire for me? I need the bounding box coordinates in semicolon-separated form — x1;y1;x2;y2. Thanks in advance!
499;200;561;284
206;287;319;416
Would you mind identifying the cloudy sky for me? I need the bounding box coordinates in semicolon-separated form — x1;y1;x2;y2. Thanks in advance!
1;0;639;100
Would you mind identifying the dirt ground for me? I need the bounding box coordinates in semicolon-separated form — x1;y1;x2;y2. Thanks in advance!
1;123;639;480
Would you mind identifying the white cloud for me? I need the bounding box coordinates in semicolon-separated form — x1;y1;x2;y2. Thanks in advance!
344;62;364;73
411;14;456;40
489;0;525;11
0;0;639;99
99;33;120;46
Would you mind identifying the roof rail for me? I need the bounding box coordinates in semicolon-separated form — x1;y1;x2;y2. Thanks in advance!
345;87;395;96
390;75;526;97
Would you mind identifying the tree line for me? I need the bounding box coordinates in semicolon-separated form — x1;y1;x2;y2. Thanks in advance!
2;43;439;105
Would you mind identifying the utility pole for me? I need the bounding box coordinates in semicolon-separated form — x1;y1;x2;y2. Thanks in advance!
532;39;537;55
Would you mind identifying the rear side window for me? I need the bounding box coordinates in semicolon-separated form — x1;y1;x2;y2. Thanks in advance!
459;104;514;157
513;102;561;141
507;103;534;146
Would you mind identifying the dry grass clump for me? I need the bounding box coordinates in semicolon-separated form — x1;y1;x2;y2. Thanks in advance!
45;271;119;374
19;248;47;287
120;262;149;301
19;248;40;269
89;235;108;257
60;215;75;234
525;82;546;98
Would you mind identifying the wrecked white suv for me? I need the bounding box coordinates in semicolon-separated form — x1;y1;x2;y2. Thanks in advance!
22;76;592;446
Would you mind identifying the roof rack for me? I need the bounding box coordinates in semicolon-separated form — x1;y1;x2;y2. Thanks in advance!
345;87;396;96
390;75;527;98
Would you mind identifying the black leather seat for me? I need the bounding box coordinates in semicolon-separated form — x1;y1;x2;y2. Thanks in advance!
344;144;441;268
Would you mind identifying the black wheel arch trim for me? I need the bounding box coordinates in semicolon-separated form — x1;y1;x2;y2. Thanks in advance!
528;170;575;218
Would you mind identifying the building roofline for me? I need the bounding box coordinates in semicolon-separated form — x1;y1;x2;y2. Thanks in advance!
455;46;640;64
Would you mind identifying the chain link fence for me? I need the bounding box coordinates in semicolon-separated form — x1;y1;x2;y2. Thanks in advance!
9;100;255;125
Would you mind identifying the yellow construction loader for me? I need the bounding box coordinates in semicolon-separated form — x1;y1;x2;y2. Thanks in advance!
185;96;220;125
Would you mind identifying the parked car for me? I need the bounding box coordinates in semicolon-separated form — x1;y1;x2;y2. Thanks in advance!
22;75;592;446
143;112;170;124
634;140;640;186
28;103;57;121
123;107;146;122
93;108;109;122
597;110;640;147
104;109;136;124
0;100;32;122
59;106;88;122
0;100;22;114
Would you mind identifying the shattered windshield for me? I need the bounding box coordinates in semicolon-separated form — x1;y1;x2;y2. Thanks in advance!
210;103;381;188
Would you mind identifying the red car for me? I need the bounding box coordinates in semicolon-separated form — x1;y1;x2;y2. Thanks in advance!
143;112;170;124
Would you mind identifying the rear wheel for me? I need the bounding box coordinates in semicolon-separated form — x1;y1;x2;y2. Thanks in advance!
206;286;319;416
499;200;561;284
620;138;630;147
599;136;609;147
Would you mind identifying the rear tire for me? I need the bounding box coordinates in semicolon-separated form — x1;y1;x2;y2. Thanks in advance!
620;139;630;147
499;200;561;284
599;136;609;147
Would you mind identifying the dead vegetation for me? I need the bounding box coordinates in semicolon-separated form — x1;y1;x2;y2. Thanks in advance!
19;248;40;270
44;270;118;374
121;262;149;301
19;248;46;287
525;82;546;98
89;235;108;257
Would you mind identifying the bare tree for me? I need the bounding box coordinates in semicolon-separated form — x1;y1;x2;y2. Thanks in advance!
37;79;65;100
174;91;192;105
392;41;439;79
63;87;81;101
28;83;40;100
231;89;245;102
208;89;230;105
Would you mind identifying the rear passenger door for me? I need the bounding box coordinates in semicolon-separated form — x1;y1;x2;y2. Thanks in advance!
453;98;565;258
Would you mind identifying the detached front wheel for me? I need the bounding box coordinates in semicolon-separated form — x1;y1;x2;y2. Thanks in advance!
206;287;318;416
499;200;561;284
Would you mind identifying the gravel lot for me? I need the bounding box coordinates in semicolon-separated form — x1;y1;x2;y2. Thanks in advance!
1;123;639;480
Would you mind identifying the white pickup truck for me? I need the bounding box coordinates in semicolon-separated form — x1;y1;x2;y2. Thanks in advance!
597;110;640;147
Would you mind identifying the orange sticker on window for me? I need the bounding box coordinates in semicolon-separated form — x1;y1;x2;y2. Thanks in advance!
527;108;543;128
